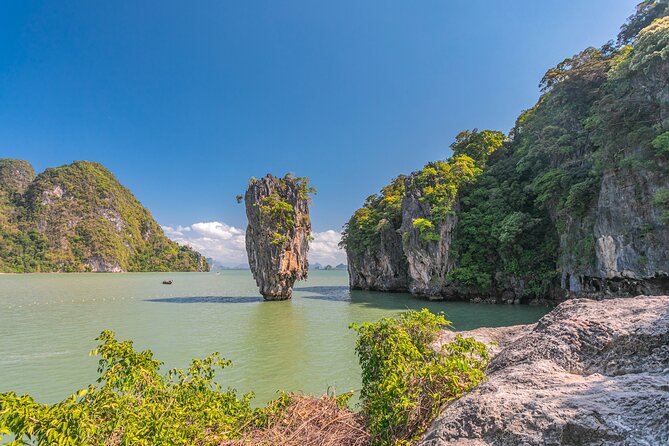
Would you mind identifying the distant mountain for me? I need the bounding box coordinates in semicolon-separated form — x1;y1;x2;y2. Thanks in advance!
311;262;347;271
207;258;249;271
0;159;208;273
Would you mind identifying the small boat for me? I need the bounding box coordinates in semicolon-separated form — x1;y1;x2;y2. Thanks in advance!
162;280;173;285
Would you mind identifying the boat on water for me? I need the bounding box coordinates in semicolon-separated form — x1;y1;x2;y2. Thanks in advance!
162;280;173;285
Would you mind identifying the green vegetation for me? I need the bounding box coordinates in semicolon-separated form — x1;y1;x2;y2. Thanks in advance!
412;218;439;242
249;174;315;246
0;160;207;272
260;193;295;245
343;2;669;300
0;310;488;446
653;190;669;223
351;310;489;445
451;4;669;298
342;129;503;252
341;175;406;256
0;331;262;445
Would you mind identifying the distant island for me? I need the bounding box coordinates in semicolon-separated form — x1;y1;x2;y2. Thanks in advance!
311;262;347;271
0;159;208;273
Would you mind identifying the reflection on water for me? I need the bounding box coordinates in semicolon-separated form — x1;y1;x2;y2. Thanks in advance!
297;286;352;302
146;296;264;304
0;270;550;405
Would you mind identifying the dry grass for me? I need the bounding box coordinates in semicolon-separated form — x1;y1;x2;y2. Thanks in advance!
221;394;371;446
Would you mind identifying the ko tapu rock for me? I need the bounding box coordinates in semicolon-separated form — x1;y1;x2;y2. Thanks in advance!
244;174;313;300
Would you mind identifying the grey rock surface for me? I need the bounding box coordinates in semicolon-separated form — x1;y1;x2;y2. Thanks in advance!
245;174;311;300
419;296;669;446
347;221;409;292
400;172;458;296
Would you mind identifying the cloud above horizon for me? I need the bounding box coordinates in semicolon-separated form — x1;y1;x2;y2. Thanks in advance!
162;222;347;266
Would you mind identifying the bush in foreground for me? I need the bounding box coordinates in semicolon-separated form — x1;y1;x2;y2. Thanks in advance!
0;310;488;445
352;309;490;445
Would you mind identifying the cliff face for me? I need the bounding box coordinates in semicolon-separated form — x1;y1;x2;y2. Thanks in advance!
343;11;669;303
347;221;408;292
344;136;502;299
245;174;312;300
566;166;669;296
400;172;459;296
0;159;208;273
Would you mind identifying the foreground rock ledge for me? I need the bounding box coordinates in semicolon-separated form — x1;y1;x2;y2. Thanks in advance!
420;296;669;446
245;174;311;300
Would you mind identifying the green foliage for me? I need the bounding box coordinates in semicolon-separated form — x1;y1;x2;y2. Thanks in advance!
412;155;482;222
653;190;669;223
618;0;669;45
351;309;489;446
0;160;207;273
250;174;315;246
1;313;489;446
260;193;296;245
0;331;270;445
412;218;440;243
652;132;669;155
343;5;669;301
451;129;506;167
342;130;502;260
448;149;559;298
451;9;669;298
341;175;406;256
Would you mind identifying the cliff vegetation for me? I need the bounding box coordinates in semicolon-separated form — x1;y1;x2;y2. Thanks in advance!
343;2;669;302
0;159;207;273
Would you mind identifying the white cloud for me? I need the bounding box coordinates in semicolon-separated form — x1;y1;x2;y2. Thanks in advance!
162;222;347;267
162;221;247;266
309;230;347;266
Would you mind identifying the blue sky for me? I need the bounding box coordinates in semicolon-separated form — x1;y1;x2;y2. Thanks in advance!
0;1;638;264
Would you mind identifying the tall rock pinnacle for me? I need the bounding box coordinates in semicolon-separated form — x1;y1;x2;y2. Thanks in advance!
244;174;313;300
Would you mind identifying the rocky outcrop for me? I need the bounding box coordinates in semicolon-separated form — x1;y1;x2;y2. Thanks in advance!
347;173;459;296
347;222;409;292
400;173;458;296
561;164;669;297
245;174;312;300
420;296;669;446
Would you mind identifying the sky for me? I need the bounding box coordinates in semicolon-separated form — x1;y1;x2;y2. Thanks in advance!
0;0;638;265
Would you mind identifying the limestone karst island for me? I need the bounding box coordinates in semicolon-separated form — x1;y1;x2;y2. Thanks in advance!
1;2;668;445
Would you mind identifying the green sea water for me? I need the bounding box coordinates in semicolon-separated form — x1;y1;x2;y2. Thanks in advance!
0;270;550;405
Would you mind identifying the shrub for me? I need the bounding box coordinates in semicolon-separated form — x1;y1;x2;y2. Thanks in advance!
412;218;440;243
351;309;489;446
0;331;258;445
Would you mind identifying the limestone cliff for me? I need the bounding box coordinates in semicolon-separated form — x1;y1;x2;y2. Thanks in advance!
245;174;312;300
399;171;459;296
343;9;669;303
347;221;408;292
0;159;208;273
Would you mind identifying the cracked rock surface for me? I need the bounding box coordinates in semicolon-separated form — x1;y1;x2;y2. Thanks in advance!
420;296;669;446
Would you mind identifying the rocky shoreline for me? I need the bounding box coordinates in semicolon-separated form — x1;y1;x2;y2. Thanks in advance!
419;295;669;446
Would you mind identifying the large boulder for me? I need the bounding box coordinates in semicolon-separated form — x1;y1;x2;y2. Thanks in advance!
420;296;669;446
245;174;312;300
